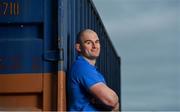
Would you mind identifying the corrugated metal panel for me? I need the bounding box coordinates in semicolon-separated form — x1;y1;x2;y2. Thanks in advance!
67;0;121;110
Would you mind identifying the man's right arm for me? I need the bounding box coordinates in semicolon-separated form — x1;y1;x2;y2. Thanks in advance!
89;82;119;110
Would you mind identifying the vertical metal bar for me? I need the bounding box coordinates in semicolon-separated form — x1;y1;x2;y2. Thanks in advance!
80;0;84;29
88;2;91;28
57;0;66;111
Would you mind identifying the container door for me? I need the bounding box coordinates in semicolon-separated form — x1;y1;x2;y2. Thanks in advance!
0;0;59;110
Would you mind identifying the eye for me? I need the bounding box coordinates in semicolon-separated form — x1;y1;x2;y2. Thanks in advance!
95;40;100;44
84;40;93;45
86;41;91;45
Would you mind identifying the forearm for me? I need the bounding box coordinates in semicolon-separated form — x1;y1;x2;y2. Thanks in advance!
91;97;119;111
90;98;113;111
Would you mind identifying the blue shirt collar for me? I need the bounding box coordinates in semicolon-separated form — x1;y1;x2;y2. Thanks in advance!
77;55;97;69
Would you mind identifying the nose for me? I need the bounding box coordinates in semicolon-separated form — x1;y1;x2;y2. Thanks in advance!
92;42;99;49
92;42;96;48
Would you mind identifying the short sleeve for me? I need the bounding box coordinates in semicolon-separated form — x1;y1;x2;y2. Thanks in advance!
78;69;105;90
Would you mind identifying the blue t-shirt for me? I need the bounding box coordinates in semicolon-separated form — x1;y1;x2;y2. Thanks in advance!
67;56;106;111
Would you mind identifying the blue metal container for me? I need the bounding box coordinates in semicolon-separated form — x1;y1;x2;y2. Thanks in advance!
0;0;120;110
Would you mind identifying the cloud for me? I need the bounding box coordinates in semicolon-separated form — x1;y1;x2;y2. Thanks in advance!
94;0;179;40
106;6;178;39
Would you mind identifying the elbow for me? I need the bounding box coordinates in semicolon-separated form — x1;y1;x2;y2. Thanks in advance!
106;99;119;109
103;93;119;109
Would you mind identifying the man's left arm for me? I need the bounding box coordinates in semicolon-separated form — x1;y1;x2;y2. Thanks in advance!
89;82;119;111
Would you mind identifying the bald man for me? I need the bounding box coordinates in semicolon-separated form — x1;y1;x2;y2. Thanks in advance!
67;29;119;111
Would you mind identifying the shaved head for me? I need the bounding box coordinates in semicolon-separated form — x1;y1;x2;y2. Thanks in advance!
76;29;97;44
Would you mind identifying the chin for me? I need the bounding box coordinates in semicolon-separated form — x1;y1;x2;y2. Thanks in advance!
92;52;100;56
91;55;99;59
83;51;100;59
87;55;99;60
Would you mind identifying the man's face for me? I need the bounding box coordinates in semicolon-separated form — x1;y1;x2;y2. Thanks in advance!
76;31;100;60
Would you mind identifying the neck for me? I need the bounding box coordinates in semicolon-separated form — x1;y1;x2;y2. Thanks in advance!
82;56;96;66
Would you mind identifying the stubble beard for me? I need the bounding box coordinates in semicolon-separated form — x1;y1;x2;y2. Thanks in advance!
85;50;99;60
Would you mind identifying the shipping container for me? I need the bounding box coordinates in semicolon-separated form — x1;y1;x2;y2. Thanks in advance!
0;0;121;111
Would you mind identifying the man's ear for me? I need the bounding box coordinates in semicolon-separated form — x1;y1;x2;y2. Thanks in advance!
75;43;81;52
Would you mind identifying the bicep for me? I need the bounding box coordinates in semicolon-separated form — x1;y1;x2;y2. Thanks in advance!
89;82;119;108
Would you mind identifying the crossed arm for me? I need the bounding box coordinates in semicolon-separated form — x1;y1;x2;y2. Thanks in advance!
90;82;119;111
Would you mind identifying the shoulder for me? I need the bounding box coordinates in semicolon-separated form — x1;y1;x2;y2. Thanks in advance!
69;60;90;76
69;60;98;80
71;59;95;72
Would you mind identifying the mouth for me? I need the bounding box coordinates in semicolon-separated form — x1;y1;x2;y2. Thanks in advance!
91;49;99;52
91;51;98;54
91;50;99;55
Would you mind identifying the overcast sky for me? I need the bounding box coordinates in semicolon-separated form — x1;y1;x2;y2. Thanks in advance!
92;0;180;111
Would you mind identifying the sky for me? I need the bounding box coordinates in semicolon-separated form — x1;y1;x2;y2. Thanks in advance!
92;0;180;111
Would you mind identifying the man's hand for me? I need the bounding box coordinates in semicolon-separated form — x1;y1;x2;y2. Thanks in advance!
112;102;119;111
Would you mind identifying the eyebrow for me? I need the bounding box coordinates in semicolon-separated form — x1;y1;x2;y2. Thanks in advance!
83;40;99;43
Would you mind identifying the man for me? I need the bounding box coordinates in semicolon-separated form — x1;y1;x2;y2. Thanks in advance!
67;29;119;111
